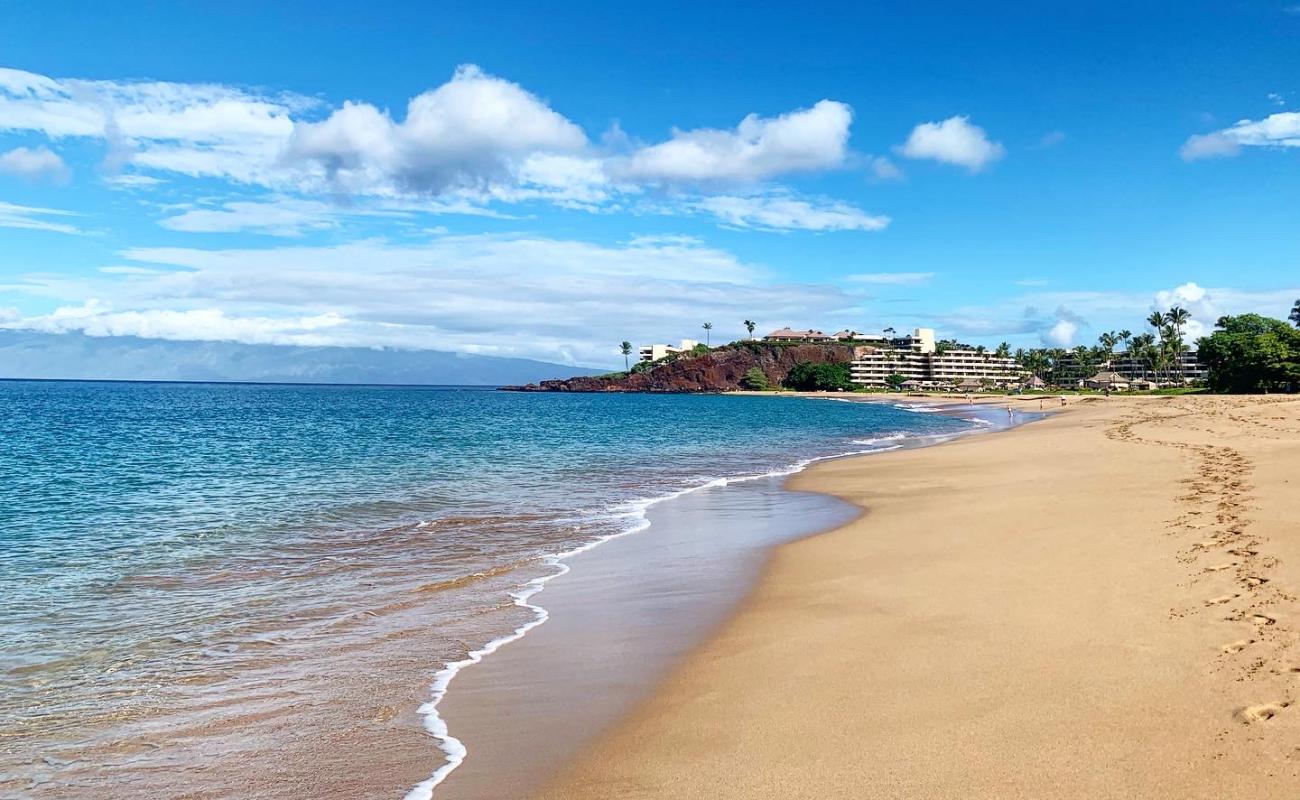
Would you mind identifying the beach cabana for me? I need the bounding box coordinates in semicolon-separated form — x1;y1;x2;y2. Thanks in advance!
956;377;984;392
899;379;924;391
1085;371;1130;390
1022;375;1047;390
1129;378;1156;391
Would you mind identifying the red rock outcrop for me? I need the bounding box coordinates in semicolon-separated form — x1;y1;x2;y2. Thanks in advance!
502;343;861;392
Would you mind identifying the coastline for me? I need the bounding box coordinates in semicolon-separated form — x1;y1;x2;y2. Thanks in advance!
537;395;1300;799
413;398;1016;798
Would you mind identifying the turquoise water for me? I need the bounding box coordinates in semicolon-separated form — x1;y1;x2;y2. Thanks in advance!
0;380;980;794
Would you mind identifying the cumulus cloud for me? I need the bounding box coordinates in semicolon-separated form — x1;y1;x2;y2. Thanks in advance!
1;234;861;364
898;115;1005;171
683;193;889;232
1181;112;1300;161
617;100;852;183
0;66;303;185
1;66;875;230
845;271;934;285
285;65;589;195
1044;317;1079;346
0;200;84;234
0;146;70;182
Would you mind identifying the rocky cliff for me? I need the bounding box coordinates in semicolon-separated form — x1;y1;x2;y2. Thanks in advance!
502;343;860;392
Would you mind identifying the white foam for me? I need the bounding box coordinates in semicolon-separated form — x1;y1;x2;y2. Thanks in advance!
892;403;942;413
850;432;909;446
402;432;973;799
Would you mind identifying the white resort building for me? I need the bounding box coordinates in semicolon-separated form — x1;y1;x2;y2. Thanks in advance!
760;326;1023;389
638;339;700;363
848;328;1020;389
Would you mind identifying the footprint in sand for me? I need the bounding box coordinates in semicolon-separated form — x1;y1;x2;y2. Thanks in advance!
1204;563;1235;572
1242;576;1269;588
1234;701;1291;724
1250;613;1277;626
1206;594;1239;605
1221;639;1253;654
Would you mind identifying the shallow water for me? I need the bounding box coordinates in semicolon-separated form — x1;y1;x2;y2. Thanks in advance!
0;381;981;798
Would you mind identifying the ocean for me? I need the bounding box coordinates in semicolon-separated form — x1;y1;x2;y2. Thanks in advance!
0;380;989;798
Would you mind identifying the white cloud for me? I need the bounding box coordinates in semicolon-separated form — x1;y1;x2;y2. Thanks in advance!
1044;318;1078;347
0;67;304;185
684;193;889;232
286;65;589;195
868;156;903;181
1014;278;1048;287
0;66;877;232
0;146;70;182
1181;111;1300;161
898;115;1005;171
1179;132;1240;161
845;271;934;285
158;197;409;236
0;200;83;234
15;301;349;346
1036;130;1067;149
1;234;860;365
617;100;852;183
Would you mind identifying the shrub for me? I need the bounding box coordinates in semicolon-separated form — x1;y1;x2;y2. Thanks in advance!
783;361;853;391
1197;314;1300;393
740;367;770;391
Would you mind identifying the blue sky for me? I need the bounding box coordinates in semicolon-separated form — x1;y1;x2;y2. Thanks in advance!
1;1;1299;368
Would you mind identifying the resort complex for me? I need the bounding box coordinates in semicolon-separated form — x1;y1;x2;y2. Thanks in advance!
635;323;1213;392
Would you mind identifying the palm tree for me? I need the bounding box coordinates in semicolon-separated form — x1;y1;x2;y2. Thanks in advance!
620;341;633;371
883;326;895;338
702;322;713;347
1164;306;1191;382
1289;299;1300;328
1129;333;1155;379
995;341;1011;359
743;319;756;340
1146;311;1167;382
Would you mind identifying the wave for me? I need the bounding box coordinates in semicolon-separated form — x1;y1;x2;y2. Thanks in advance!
892;403;943;413
401;439;920;799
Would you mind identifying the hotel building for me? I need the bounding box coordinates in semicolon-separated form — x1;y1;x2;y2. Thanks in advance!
848;328;1021;389
638;339;700;363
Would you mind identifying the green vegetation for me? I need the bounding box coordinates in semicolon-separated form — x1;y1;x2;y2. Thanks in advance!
1196;314;1300;393
743;319;757;339
740;367;770;391
783;361;853;391
884;372;905;391
620;341;632;371
702;321;713;346
1013;304;1199;387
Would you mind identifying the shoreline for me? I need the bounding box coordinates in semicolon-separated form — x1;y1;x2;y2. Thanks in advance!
412;399;1026;798
536;395;1300;799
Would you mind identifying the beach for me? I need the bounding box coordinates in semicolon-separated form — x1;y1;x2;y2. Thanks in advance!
537;394;1300;799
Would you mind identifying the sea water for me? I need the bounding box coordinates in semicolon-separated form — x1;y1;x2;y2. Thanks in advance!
0;381;982;797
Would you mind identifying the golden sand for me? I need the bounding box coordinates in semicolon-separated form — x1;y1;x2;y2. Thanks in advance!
537;395;1300;799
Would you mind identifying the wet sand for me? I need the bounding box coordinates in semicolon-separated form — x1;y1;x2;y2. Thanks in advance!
428;476;859;799
539;395;1300;799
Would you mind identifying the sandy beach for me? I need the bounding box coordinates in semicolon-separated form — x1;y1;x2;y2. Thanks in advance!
537;395;1300;799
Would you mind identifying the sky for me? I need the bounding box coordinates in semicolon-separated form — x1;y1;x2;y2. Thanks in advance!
1;1;1299;371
